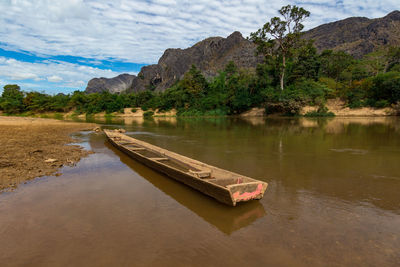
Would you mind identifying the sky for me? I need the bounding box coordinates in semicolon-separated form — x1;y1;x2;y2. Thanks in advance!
0;0;398;94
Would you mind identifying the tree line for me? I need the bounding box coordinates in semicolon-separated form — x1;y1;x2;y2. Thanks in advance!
1;5;399;116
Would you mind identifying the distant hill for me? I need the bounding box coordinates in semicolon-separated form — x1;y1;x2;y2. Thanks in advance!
303;10;400;58
85;11;400;94
85;73;136;94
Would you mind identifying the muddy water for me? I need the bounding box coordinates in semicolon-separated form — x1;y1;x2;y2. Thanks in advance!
1;117;400;266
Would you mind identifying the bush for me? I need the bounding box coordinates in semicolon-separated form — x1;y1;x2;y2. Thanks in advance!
143;110;154;118
177;108;227;117
131;108;137;113
346;79;372;108
369;72;400;104
392;101;400;115
1;84;25;114
283;80;331;105
374;99;389;108
53;113;64;120
265;100;303;116
348;100;364;109
304;105;335;117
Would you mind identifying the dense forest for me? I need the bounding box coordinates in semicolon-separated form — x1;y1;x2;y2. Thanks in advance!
1;6;400;117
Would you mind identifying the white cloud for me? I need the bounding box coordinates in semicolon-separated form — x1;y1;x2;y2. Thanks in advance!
0;0;398;93
0;56;124;91
47;75;63;82
0;0;398;64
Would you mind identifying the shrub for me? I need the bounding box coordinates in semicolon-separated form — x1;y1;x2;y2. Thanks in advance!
304;105;335;117
392;101;400;115
143;110;154;118
348;100;364;109
1;84;25;114
265;100;303;116
282;80;331;106
346;79;372;108
53;113;64;120
178;108;227;117
374;99;389;108
369;72;400;104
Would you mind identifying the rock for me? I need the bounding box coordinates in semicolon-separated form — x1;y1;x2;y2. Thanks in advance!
85;31;263;94
303;10;400;58
93;126;101;132
44;158;58;163
127;31;263;93
114;129;126;133
85;73;136;94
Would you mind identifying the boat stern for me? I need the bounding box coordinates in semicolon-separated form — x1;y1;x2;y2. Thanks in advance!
228;182;268;206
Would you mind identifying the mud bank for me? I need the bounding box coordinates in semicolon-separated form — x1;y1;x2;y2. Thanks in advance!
0;116;95;191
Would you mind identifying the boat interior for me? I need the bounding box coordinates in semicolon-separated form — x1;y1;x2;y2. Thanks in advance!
113;138;255;189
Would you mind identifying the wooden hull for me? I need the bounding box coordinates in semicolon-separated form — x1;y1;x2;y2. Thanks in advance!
104;129;268;206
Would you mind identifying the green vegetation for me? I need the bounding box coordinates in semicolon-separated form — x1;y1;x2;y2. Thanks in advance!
304;105;335;117
0;84;24;114
1;6;399;118
249;5;310;91
143;110;154;118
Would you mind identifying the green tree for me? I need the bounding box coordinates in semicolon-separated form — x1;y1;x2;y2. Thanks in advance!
24;92;52;112
319;50;353;88
369;72;400;104
69;91;88;113
178;65;208;109
288;40;320;82
386;47;400;72
250;5;310;91
0;84;25;113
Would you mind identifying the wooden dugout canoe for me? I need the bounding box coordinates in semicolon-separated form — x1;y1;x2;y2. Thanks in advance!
104;129;268;206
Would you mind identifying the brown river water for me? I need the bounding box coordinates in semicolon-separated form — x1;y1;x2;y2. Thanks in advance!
1;116;399;266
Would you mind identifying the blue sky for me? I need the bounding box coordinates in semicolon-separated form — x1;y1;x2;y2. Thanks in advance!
0;0;398;94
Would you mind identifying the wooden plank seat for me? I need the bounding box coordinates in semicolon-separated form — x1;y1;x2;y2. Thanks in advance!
189;170;211;178
118;142;135;145
149;157;169;161
126;147;146;151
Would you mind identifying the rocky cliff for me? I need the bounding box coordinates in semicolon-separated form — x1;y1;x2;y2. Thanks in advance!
303;10;400;58
127;31;262;93
85;73;136;94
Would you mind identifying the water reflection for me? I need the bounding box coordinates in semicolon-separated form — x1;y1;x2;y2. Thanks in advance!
1;116;400;266
101;138;266;235
94;115;400;214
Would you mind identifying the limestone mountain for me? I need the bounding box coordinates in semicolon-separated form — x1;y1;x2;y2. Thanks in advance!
128;31;262;93
303;10;400;58
85;11;400;93
85;73;136;94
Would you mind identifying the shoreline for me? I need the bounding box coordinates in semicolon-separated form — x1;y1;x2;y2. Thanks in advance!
3;103;397;121
0;116;96;192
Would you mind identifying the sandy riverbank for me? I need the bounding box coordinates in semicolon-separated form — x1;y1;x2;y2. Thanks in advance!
241;99;396;117
0;116;96;192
